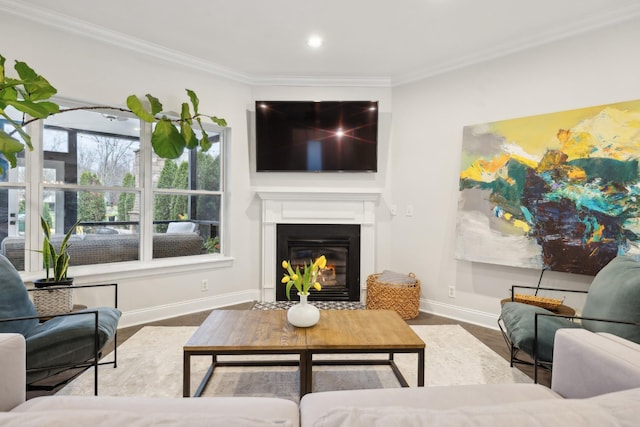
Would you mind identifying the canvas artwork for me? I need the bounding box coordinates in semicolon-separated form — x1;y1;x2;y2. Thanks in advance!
456;99;640;276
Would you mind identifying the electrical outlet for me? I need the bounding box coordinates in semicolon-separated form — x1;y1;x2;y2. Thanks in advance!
390;204;397;216
448;286;456;298
201;279;209;292
406;204;414;217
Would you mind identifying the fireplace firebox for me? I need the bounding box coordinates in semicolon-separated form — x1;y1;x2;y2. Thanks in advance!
276;224;361;301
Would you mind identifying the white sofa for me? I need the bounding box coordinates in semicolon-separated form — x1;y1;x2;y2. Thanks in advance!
1;328;639;426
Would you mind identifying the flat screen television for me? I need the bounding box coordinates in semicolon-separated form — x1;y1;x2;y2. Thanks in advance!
255;100;378;172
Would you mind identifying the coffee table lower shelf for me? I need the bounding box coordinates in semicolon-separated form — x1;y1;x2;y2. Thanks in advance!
184;351;307;398
184;348;424;398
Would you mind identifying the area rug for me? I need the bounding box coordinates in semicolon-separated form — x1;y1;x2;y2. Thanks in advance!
57;324;531;402
253;300;366;310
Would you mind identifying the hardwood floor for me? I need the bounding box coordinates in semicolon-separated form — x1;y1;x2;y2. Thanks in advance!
111;302;550;387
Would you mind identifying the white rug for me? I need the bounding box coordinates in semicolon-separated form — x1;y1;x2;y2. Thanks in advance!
57;324;531;402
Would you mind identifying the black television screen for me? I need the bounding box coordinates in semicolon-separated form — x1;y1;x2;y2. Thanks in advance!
255;100;378;172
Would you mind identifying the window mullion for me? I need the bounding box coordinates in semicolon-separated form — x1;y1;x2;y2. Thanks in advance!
140;122;154;261
26;119;44;274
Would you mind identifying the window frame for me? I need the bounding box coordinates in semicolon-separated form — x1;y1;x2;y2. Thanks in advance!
5;97;232;282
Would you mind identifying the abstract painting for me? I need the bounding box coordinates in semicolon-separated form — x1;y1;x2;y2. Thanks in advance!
456;99;640;275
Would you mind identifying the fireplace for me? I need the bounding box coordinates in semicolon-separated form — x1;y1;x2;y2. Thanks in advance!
256;188;380;303
276;224;360;301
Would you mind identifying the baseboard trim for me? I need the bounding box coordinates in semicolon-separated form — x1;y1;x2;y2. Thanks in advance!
119;290;260;328
119;293;500;331
420;299;500;331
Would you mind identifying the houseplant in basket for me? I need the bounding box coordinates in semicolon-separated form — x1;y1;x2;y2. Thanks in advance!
34;216;80;288
281;255;325;327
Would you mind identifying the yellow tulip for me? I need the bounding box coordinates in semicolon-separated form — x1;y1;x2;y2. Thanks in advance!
291;274;298;281
314;282;322;291
281;275;290;283
282;260;289;269
313;255;327;270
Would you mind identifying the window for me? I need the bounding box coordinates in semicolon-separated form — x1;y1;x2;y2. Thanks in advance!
0;100;228;272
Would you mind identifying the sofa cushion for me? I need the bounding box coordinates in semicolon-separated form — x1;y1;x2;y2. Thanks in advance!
0;410;294;427
582;256;640;344
311;387;640;427
300;384;558;427
13;396;300;427
500;301;580;362
0;255;38;335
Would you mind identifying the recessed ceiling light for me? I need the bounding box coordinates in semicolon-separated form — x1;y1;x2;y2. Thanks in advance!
307;35;323;49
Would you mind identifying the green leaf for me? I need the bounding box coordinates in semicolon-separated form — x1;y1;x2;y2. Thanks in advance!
0;55;5;81
0;113;32;149
180;102;192;124
6;99;56;118
0;85;18;102
127;95;156;122
0;132;22;171
211;116;227;127
152;118;185;159
198;123;211;151
181;122;198;149
285;280;294;301
14;61;57;101
14;60;37;80
145;94;163;116
186;89;199;115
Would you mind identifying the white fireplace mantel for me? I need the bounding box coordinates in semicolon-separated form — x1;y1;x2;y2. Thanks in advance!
255;187;381;303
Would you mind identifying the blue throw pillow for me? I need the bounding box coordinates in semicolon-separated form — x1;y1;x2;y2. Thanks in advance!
0;255;38;335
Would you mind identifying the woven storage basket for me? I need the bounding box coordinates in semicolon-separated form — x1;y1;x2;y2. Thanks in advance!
33;287;73;316
366;272;420;319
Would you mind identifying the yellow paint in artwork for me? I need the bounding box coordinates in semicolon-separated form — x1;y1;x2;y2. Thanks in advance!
588;223;604;243
460;153;510;182
488;99;640;158
512;219;530;233
567;166;587;181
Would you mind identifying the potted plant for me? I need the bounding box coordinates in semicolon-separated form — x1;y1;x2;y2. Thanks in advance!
34;216;80;288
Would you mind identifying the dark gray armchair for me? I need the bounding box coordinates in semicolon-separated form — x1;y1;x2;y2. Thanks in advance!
499;256;640;382
0;255;120;395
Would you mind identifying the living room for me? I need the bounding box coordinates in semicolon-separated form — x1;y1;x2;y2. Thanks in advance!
0;1;639;331
2;1;640;425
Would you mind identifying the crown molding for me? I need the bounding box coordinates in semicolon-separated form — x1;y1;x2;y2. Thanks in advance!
3;0;640;89
392;2;640;86
0;0;255;84
0;0;391;88
249;75;392;88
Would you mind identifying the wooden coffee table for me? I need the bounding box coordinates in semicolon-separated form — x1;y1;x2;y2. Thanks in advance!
183;310;307;397
304;310;425;393
183;309;425;398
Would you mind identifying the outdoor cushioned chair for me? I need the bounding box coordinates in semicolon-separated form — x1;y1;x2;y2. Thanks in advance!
0;255;120;395
498;255;640;382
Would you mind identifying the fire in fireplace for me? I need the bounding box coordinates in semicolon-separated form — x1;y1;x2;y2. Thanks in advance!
276;224;361;301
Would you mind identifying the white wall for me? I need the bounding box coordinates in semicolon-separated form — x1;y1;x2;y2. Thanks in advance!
389;18;640;327
3;12;639;330
0;14;257;327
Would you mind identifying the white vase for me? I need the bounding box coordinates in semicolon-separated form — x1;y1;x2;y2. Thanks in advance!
287;292;320;327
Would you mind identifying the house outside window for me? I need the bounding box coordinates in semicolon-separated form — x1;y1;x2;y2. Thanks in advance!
0;100;228;273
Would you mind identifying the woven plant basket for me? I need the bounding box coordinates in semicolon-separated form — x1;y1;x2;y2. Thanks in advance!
33;287;73;317
366;272;421;319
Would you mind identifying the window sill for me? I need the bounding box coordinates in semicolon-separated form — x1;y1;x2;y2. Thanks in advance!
22;255;234;284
